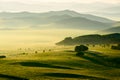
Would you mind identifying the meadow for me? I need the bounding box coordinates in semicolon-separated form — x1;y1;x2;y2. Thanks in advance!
0;45;120;80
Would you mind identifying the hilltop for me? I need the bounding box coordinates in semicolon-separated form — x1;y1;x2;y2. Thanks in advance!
56;33;120;45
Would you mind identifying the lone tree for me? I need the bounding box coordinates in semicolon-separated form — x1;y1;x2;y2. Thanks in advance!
75;45;88;56
75;45;88;52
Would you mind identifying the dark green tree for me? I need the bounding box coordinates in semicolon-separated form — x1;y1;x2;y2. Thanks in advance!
75;45;88;57
75;45;88;52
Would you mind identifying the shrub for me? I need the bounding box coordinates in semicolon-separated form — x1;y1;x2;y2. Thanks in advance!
111;45;120;50
111;46;117;49
0;55;6;58
118;44;120;47
75;45;88;52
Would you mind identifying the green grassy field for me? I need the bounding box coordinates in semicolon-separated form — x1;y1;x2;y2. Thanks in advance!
0;46;120;80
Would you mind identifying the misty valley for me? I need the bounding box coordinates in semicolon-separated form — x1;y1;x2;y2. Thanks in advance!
0;10;120;80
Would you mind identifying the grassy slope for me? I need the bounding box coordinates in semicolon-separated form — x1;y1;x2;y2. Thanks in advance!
0;46;120;80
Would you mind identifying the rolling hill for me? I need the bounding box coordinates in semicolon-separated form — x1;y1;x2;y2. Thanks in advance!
56;33;120;45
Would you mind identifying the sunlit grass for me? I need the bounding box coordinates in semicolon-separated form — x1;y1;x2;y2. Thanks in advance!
0;46;120;80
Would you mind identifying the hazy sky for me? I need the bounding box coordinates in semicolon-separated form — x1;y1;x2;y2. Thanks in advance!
0;0;120;3
0;0;119;12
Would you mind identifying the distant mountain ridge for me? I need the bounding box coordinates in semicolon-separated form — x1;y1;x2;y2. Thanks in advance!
0;10;114;23
40;10;114;23
0;10;115;30
56;33;120;45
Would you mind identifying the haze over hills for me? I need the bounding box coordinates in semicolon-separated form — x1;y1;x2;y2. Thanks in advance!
0;1;119;20
100;26;120;33
40;10;114;23
55;17;111;30
0;10;115;30
56;33;120;45
98;22;120;33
